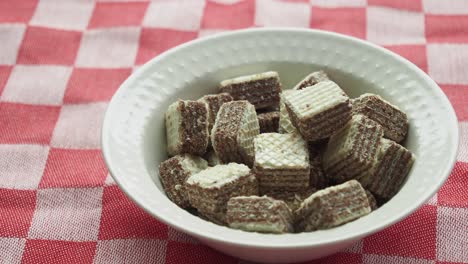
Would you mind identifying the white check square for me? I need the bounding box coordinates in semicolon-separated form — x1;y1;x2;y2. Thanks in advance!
0;24;26;65
367;7;425;45
28;188;103;241
0;144;49;190
51;102;108;149
30;1;94;30
2;66;72;105
255;0;310;28
0;238;26;264
143;0;205;31
427;44;468;85
437;206;468;262
76;27;140;68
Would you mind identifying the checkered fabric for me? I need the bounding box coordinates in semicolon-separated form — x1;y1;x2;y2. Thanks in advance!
0;0;467;263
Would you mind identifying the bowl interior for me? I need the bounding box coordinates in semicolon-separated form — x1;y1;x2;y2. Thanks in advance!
102;28;458;248
144;62;414;189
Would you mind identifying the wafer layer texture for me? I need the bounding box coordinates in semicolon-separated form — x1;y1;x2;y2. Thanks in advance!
159;154;208;208
198;93;233;132
323;114;384;184
295;180;371;232
362;138;415;200
293;71;330;90
226;196;293;234
211;100;260;166
283;81;352;141
165;100;209;156
186;163;259;224
254;133;310;190
219;71;282;110
258;111;280;133
352;93;408;143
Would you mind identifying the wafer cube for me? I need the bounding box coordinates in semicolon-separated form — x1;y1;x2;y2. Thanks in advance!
323;114;384;183
257;111;280;133
211;101;260;166
165;100;209;156
352;93;409;142
159;155;208;208
226;196;294;234
279;90;297;134
260;187;316;212
362;138;415;200
254;133;310;190
283;81;352;141
186;163;258;224
295;180;371;232
365;190;378;211
198;93;233;131
293;70;330;90
219;71;282;110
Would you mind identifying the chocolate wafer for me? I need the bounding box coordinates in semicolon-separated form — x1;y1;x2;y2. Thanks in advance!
186;163;258;224
323;114;384;183
198;93;233;132
261;187;316;212
295;180;371;232
293;70;330;90
279;90;297;134
283;81;352;141
257;111;280;133
362;138;415;201
352;93;409;142
211;100;260;166
254;133;310;191
365;190;378;211
165;100;209;156
219;71;282;110
226;196;293;234
159;154;208;208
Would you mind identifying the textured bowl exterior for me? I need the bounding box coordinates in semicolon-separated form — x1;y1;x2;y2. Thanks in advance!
102;28;458;263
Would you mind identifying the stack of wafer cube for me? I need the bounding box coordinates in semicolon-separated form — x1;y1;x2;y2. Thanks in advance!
159;70;414;234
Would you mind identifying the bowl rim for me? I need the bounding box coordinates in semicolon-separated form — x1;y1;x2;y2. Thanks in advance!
102;27;459;248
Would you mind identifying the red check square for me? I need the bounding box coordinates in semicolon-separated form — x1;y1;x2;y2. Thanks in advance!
0;66;12;96
64;68;131;103
426;15;468;43
22;240;97;264
202;0;255;29
0;0;37;23
136;28;197;65
0;189;36;237
40;149;108;188
440;85;468;120
384;45;428;73
89;2;149;29
311;7;366;39
0;103;60;145
363;205;437;259
368;0;422;11
98;186;168;240
165;242;237;264
17;26;82;65
438;162;468;207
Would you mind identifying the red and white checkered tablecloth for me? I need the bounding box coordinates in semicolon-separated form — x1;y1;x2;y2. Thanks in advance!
0;0;467;263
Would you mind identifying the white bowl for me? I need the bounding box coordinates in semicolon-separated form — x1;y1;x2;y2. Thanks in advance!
102;28;458;263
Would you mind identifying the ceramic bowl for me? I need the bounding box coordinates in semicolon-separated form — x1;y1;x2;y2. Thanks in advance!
102;28;458;263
